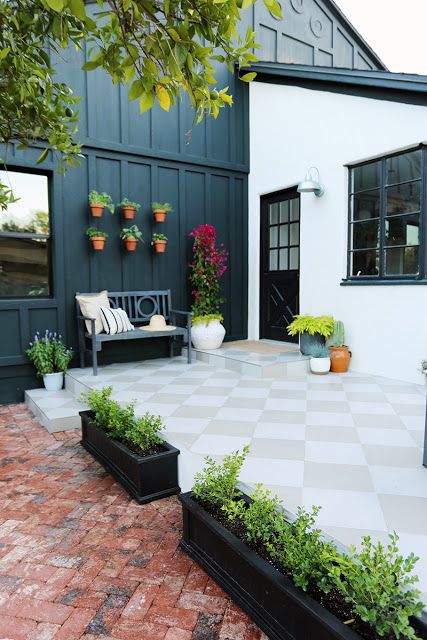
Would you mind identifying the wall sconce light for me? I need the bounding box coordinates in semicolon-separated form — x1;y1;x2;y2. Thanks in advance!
297;166;325;197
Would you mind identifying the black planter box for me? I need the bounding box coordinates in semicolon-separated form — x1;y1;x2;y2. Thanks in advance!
80;410;180;504
179;492;427;640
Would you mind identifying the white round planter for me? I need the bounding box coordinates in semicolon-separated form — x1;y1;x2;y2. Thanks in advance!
191;319;226;350
310;357;331;375
42;372;64;391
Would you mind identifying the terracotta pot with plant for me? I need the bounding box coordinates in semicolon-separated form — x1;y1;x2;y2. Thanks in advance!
151;233;168;253
120;224;143;252
87;227;108;251
120;197;141;220
329;320;351;373
152;201;173;223
88;190;115;218
287;315;335;355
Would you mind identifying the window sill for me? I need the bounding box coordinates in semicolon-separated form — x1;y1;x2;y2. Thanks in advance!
341;279;427;286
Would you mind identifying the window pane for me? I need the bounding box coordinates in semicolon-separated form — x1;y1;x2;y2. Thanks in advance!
352;191;380;221
0;171;50;234
351;250;379;276
351;219;380;250
290;247;299;270
269;203;278;225
386;150;422;185
269;226;278;248
385;246;419;275
290;223;299;245
385;214;420;247
269;249;278;271
0;237;50;297
290;199;300;221
386;181;421;215
279;201;289;223
279;248;288;270
352;161;381;192
279;225;289;246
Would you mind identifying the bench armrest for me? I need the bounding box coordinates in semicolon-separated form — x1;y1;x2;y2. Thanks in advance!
170;309;192;328
77;315;96;336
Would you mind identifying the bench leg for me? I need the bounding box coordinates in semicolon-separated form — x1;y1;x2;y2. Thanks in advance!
169;337;174;359
187;330;192;364
91;335;98;376
79;348;85;369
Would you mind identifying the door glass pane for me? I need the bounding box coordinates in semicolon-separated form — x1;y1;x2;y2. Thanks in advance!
352;191;380;221
386;181;421;215
269;249;278;271
386;150;422;185
351;250;379;276
279;248;288;270
0;237;50;297
269;203;279;225
0;172;50;233
269;226;278;248
290;247;299;270
290;199;300;221
385;246;419;275
385;214;420;247
352;161;381;192
279;201;289;223
279;225;288;247
290;223;299;245
351;219;380;250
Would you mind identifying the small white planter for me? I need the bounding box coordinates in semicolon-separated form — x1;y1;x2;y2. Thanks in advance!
310;357;331;375
192;319;226;350
42;372;64;391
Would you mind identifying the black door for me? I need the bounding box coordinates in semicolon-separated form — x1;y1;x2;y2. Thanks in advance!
260;189;300;342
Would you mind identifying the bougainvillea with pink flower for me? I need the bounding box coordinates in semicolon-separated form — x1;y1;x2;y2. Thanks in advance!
189;224;228;318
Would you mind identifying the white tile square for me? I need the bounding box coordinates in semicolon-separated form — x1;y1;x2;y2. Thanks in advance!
305;441;366;466
302;488;386;530
183;395;227;407
357;427;416;447
136;402;179;417
229;387;270;399
191;434;251;455
215;407;263;422
164;417;208;434
253;423;306;441
306;412;354;427
349;401;396;415
307;390;347;402
369;466;427;498
384;393;426;406
400;415;425;430
264;398;307;412
240;457;304;487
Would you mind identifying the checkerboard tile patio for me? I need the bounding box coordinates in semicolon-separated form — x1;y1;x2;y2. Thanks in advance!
0;404;266;640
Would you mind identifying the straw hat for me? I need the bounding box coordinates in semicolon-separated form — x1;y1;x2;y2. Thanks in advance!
139;314;176;332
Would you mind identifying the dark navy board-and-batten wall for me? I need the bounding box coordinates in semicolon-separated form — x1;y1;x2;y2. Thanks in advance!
0;0;384;402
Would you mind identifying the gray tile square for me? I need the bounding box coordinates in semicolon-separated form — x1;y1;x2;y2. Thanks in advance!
362;445;422;468
250;438;305;460
305;426;359;443
378;495;427;534
224;397;267;410
261;410;306;424
205;420;257;437
307;400;350;413
172;405;220;419
304;462;373;491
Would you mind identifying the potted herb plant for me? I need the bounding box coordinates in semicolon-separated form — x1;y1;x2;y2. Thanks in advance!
88;191;115;218
120;225;143;252
80;387;180;504
179;447;426;640
189;224;228;350
307;343;331;375
152;201;173;223
120;197;141;220
26;330;73;391
151;232;168;253
86;227;108;251
287;314;334;355
329;320;351;373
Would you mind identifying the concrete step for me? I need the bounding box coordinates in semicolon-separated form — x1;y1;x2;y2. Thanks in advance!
25;388;86;433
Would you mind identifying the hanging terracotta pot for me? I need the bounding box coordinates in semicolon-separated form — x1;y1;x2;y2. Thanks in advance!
153;240;167;254
329;346;351;373
91;236;106;251
153;209;167;223
122;206;136;220
124;239;138;252
90;204;104;218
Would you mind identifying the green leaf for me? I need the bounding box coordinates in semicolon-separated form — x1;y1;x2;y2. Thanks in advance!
156;85;171;112
139;91;155;113
45;0;65;11
68;0;86;20
128;79;144;101
0;47;10;61
240;72;256;82
174;43;188;67
167;28;180;42
82;60;101;71
36;148;49;164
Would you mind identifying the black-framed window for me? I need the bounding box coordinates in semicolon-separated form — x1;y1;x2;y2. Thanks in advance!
347;146;425;282
0;169;51;298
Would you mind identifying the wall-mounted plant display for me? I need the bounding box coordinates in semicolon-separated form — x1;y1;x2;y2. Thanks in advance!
151;233;168;253
287;314;334;355
120;224;143;252
329;320;351;373
87;227;108;251
120;197;141;220
88;191;115;217
152;201;173;223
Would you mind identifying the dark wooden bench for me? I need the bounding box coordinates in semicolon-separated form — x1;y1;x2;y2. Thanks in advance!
76;290;192;375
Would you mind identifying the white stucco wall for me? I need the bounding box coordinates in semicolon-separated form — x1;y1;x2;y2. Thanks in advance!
249;81;427;384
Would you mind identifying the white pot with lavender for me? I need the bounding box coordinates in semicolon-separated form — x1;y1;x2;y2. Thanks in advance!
308;344;331;375
26;330;74;391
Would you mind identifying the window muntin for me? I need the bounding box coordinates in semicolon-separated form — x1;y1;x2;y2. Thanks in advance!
268;196;300;272
0;170;51;297
348;148;424;280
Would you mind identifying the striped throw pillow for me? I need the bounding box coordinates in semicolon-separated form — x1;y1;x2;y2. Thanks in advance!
100;307;134;335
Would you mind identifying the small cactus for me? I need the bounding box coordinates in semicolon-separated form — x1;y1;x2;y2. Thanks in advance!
331;320;345;347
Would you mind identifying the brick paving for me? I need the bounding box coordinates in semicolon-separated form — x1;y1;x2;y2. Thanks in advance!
0;404;266;640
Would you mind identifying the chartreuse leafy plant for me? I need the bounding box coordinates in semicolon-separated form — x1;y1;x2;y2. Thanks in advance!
192;448;424;640
287;315;334;339
26;330;73;375
82;386;164;454
89;191;115;213
192;314;223;328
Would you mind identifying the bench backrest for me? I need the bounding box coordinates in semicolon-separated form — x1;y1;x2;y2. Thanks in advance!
76;290;172;324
